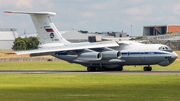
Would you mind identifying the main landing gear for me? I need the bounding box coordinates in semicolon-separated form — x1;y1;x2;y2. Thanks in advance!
87;66;105;72
143;65;152;71
115;66;123;71
87;66;123;72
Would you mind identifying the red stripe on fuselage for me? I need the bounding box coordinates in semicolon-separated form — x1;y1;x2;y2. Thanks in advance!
47;30;54;32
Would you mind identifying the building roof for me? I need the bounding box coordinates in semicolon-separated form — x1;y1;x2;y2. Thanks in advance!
144;25;180;27
61;30;100;40
0;29;18;40
20;33;37;38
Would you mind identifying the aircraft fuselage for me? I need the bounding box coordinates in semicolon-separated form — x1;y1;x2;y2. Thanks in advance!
53;41;178;69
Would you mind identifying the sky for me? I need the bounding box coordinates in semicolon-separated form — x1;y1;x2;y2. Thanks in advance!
1;0;180;36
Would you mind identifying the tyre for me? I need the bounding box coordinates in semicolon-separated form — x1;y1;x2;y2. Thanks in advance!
143;67;148;71
87;67;91;72
95;67;101;71
143;67;152;71
87;67;95;72
116;66;123;71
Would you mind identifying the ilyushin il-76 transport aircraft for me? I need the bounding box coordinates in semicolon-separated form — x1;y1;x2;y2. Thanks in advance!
4;11;178;71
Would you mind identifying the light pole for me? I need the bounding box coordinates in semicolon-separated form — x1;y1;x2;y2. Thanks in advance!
131;25;132;37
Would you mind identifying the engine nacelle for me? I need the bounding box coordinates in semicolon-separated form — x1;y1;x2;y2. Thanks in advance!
101;51;121;59
77;52;102;60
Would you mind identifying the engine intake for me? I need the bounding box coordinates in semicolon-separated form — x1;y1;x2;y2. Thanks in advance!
77;52;102;60
101;51;121;59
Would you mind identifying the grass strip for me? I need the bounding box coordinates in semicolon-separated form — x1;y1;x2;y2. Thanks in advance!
0;74;180;101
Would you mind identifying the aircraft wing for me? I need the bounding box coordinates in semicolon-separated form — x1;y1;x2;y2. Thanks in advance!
15;41;119;55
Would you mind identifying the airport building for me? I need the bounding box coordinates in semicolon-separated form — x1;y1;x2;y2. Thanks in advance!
107;32;127;38
19;30;103;43
0;28;18;50
61;30;102;42
143;25;180;36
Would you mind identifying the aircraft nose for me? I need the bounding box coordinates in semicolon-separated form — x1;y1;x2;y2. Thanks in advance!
172;51;178;59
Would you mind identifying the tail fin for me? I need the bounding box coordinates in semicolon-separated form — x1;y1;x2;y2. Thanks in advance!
4;11;70;45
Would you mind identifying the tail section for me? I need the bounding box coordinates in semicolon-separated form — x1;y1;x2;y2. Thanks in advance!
4;11;70;45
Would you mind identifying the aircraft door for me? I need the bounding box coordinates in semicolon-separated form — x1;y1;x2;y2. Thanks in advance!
140;52;146;61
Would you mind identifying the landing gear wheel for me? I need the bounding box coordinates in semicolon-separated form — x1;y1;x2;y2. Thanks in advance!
87;67;91;72
143;66;152;71
143;67;148;71
95;67;102;71
87;67;95;72
116;66;123;71
149;67;152;71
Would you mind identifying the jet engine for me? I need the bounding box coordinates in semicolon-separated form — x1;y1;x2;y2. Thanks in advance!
101;51;121;59
77;52;102;60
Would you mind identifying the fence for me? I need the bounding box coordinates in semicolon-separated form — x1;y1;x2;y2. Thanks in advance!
143;32;180;40
0;57;61;62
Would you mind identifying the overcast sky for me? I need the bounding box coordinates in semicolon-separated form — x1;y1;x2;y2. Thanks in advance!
1;0;180;36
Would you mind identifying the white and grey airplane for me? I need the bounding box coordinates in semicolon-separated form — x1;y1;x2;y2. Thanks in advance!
5;11;178;71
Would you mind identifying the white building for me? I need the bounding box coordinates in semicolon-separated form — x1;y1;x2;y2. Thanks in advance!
0;28;18;50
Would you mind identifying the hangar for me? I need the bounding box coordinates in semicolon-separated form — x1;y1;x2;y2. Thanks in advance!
143;25;180;36
0;28;18;50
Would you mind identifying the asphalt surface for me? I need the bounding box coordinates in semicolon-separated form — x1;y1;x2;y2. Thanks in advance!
0;70;180;74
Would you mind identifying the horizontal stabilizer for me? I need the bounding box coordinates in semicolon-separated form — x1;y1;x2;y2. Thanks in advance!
6;52;16;55
4;11;57;16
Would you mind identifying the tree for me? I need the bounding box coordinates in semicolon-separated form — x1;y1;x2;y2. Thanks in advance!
12;39;27;50
23;37;39;49
78;30;88;33
12;37;39;50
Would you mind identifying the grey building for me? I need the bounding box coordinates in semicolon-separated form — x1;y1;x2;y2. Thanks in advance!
108;32;127;38
88;36;101;42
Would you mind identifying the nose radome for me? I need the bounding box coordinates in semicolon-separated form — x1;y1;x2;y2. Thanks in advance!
172;52;178;59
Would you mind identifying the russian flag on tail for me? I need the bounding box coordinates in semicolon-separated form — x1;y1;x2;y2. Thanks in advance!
44;26;54;32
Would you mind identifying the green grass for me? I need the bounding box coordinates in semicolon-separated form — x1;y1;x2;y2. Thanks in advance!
0;61;180;70
0;61;86;70
0;74;180;101
0;61;180;100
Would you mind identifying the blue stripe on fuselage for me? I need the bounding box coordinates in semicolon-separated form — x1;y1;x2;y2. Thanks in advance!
121;52;170;55
55;51;170;56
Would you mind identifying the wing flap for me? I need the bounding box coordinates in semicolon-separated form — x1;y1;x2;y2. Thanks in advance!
16;41;119;55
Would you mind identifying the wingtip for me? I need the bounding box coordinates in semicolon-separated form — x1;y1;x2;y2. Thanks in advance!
6;52;16;55
4;11;12;13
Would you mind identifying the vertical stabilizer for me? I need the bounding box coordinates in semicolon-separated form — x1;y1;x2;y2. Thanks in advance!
4;11;70;45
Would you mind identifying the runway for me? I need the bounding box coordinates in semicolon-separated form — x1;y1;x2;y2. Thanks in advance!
0;70;180;74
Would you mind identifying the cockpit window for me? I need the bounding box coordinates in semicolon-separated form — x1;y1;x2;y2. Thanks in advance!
159;46;173;52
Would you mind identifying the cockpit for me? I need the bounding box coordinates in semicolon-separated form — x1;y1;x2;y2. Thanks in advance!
158;46;173;52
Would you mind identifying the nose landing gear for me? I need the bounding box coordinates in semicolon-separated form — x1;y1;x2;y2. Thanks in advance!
143;65;152;71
